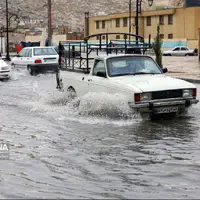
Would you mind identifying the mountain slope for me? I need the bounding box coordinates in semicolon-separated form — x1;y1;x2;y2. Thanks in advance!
0;0;184;30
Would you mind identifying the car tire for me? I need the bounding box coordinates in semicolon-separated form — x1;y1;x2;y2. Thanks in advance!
67;87;77;99
11;63;15;68
27;66;36;76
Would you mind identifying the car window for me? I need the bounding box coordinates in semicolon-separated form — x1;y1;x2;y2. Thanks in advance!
181;47;188;51
63;46;69;51
33;48;57;56
173;47;180;51
28;49;32;57
24;49;30;57
19;49;26;57
92;60;106;76
107;56;162;77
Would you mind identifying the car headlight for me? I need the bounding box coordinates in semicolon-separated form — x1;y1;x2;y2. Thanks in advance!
182;89;193;97
140;93;152;101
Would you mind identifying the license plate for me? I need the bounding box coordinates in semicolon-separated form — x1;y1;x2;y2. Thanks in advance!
154;107;178;114
44;60;54;63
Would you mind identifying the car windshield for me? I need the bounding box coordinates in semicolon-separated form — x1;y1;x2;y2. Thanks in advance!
107;56;162;77
33;48;57;56
63;45;69;50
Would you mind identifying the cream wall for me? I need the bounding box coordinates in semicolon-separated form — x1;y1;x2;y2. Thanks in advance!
89;7;200;44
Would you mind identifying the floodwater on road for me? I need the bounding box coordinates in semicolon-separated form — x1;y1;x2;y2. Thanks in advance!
0;68;200;199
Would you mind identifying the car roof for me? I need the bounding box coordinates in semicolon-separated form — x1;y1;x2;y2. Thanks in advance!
173;46;188;48
23;46;55;49
94;54;152;61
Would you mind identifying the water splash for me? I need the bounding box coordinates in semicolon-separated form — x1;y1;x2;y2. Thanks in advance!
29;91;141;126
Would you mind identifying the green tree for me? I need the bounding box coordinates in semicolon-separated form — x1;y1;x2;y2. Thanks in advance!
153;25;163;68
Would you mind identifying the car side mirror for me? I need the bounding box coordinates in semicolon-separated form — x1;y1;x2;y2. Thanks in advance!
162;68;168;73
96;71;107;78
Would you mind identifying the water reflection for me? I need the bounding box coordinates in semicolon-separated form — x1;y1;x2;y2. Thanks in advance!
128;117;198;142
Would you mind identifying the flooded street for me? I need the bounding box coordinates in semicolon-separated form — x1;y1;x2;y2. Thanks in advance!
0;67;200;199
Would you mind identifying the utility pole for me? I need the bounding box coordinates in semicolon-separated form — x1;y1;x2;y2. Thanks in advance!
5;0;10;61
129;0;131;43
47;0;52;46
136;0;139;44
84;12;89;37
198;28;200;62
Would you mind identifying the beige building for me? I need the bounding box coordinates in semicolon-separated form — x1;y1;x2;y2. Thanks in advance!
88;7;200;49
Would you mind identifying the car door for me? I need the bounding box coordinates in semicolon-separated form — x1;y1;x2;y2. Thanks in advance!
87;60;109;93
14;49;26;66
26;49;33;65
180;47;189;56
18;49;29;67
171;47;180;56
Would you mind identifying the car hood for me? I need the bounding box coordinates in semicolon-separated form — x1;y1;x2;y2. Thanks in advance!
112;75;195;92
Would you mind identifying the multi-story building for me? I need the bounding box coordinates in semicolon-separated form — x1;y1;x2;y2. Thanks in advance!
88;6;200;49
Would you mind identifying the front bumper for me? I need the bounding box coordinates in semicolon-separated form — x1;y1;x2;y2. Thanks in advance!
0;70;10;79
129;98;199;113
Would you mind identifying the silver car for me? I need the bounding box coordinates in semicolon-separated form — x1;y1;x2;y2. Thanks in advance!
163;46;195;56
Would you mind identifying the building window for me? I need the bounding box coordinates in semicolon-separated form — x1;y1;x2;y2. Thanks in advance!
159;15;164;25
147;17;151;26
102;35;105;40
123;18;128;27
168;34;173;39
102;21;105;29
116;18;120;27
160;34;164;39
96;21;100;29
96;35;100;40
168;15;173;25
116;35;120;39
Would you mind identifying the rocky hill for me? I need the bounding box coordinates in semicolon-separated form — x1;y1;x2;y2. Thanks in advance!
0;0;184;31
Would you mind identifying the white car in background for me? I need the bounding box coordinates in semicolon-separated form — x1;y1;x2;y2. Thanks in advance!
163;46;195;56
11;47;59;75
0;59;10;80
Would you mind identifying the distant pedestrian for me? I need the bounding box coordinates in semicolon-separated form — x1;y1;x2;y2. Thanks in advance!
194;47;198;56
108;41;113;54
58;42;64;67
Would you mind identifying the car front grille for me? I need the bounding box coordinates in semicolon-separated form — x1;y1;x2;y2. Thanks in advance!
152;89;183;100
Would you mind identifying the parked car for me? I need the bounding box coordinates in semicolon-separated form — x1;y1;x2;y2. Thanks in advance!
11;47;59;75
0;59;10;80
163;46;195;56
54;44;81;58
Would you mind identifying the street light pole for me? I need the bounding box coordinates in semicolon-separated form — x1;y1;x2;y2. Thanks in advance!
135;0;153;44
0;26;3;57
5;0;10;61
129;0;132;43
136;0;139;44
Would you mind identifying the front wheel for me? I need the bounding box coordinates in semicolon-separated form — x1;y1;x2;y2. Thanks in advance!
67;87;77;99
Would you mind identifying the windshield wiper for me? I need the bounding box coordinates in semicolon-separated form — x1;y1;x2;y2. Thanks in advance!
132;72;156;75
112;72;159;77
112;73;133;77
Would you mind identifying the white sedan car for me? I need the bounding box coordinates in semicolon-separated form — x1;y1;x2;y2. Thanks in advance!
163;46;195;56
0;59;10;80
11;46;59;75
